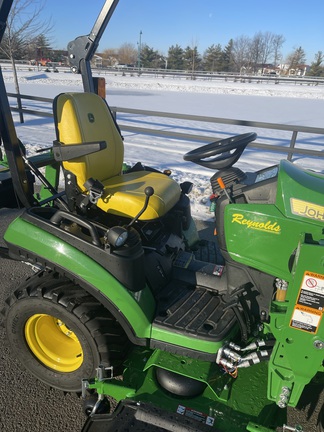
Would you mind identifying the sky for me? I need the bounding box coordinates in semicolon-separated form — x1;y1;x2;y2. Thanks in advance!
40;0;324;64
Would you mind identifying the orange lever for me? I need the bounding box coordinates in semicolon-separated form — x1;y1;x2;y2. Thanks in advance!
217;177;226;189
217;177;232;203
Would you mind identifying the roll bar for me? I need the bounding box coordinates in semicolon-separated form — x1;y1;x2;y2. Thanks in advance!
67;0;119;92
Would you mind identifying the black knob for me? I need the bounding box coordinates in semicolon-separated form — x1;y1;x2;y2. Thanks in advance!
145;186;154;197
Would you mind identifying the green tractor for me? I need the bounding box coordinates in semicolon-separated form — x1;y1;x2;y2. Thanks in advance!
0;1;323;431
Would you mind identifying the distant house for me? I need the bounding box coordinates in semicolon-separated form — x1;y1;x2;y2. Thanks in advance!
288;64;309;76
259;64;278;76
91;54;103;68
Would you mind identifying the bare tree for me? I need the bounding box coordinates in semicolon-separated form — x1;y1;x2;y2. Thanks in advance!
101;48;118;67
272;34;285;67
250;32;285;73
258;32;277;70
0;0;52;122
117;43;137;66
232;35;252;72
232;32;285;74
250;32;265;72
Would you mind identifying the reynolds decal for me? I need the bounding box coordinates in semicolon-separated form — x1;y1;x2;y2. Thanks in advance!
232;213;281;234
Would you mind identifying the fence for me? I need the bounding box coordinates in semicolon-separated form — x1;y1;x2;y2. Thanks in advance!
7;92;324;162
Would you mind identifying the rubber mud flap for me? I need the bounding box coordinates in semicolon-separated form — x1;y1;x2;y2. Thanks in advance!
81;399;221;432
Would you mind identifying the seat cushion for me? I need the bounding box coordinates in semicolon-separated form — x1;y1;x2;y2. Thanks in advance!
98;171;181;220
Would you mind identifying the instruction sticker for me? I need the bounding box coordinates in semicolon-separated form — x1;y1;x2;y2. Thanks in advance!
177;405;214;427
290;305;322;334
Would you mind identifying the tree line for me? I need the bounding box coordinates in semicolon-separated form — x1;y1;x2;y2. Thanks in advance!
102;33;324;76
0;0;323;77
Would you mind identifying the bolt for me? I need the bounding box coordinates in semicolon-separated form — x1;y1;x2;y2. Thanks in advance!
277;386;291;408
313;340;324;349
281;386;291;396
283;425;303;432
278;400;287;408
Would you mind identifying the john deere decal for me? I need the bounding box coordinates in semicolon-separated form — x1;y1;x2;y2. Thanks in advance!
290;198;324;222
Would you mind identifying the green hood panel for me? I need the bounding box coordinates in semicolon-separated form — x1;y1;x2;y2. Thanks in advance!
224;161;323;281
276;160;324;225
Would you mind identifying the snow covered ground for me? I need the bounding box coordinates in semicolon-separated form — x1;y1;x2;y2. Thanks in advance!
3;68;324;220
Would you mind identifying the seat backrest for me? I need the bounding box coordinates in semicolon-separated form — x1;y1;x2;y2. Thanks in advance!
53;92;124;191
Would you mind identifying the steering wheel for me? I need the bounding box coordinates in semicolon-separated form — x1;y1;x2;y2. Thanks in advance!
183;132;257;170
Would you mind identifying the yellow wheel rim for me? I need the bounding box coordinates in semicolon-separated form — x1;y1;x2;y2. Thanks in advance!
25;314;83;372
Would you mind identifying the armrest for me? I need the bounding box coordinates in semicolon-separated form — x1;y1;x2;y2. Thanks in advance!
53;140;107;161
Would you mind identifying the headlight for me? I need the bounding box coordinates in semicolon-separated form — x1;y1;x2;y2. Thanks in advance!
107;226;128;248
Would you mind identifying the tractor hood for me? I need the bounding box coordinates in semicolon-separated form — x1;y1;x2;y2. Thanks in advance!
224;160;323;281
276;160;324;225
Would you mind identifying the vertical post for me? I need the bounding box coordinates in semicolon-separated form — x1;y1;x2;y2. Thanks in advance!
16;93;24;123
93;77;106;98
137;30;142;72
288;131;298;161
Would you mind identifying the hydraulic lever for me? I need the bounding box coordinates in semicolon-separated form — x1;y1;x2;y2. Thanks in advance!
128;187;154;228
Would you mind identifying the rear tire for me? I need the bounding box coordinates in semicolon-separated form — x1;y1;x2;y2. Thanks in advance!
2;270;130;392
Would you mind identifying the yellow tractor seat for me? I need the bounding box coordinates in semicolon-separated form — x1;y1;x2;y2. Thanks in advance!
53;92;181;220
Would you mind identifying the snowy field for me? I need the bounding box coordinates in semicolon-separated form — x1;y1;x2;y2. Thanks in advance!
3;68;324;220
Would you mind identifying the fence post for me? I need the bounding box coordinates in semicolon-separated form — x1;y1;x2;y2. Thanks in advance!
93;77;106;98
288;131;298;161
16;93;24;123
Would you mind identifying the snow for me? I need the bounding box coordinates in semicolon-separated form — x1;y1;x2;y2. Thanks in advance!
2;67;324;221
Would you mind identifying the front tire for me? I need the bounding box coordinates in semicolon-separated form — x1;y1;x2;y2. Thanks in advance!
2;271;129;392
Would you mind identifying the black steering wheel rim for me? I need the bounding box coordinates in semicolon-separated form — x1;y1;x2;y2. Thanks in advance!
183;132;257;170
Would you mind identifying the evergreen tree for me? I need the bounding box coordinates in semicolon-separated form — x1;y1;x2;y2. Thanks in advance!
308;51;324;76
202;44;223;72
167;44;184;70
140;44;160;68
286;46;307;71
30;34;52;62
221;39;235;72
184;45;201;75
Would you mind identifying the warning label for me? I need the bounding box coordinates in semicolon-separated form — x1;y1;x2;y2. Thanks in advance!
297;271;324;311
290;305;322;333
177;405;215;427
290;271;324;334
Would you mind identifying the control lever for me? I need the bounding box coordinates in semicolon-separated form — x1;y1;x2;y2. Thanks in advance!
217;177;233;203
128;186;154;228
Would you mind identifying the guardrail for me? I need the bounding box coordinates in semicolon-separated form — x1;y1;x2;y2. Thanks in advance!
7;92;324;161
2;60;324;86
96;68;324;87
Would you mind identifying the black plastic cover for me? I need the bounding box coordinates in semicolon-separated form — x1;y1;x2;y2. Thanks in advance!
82;400;220;432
